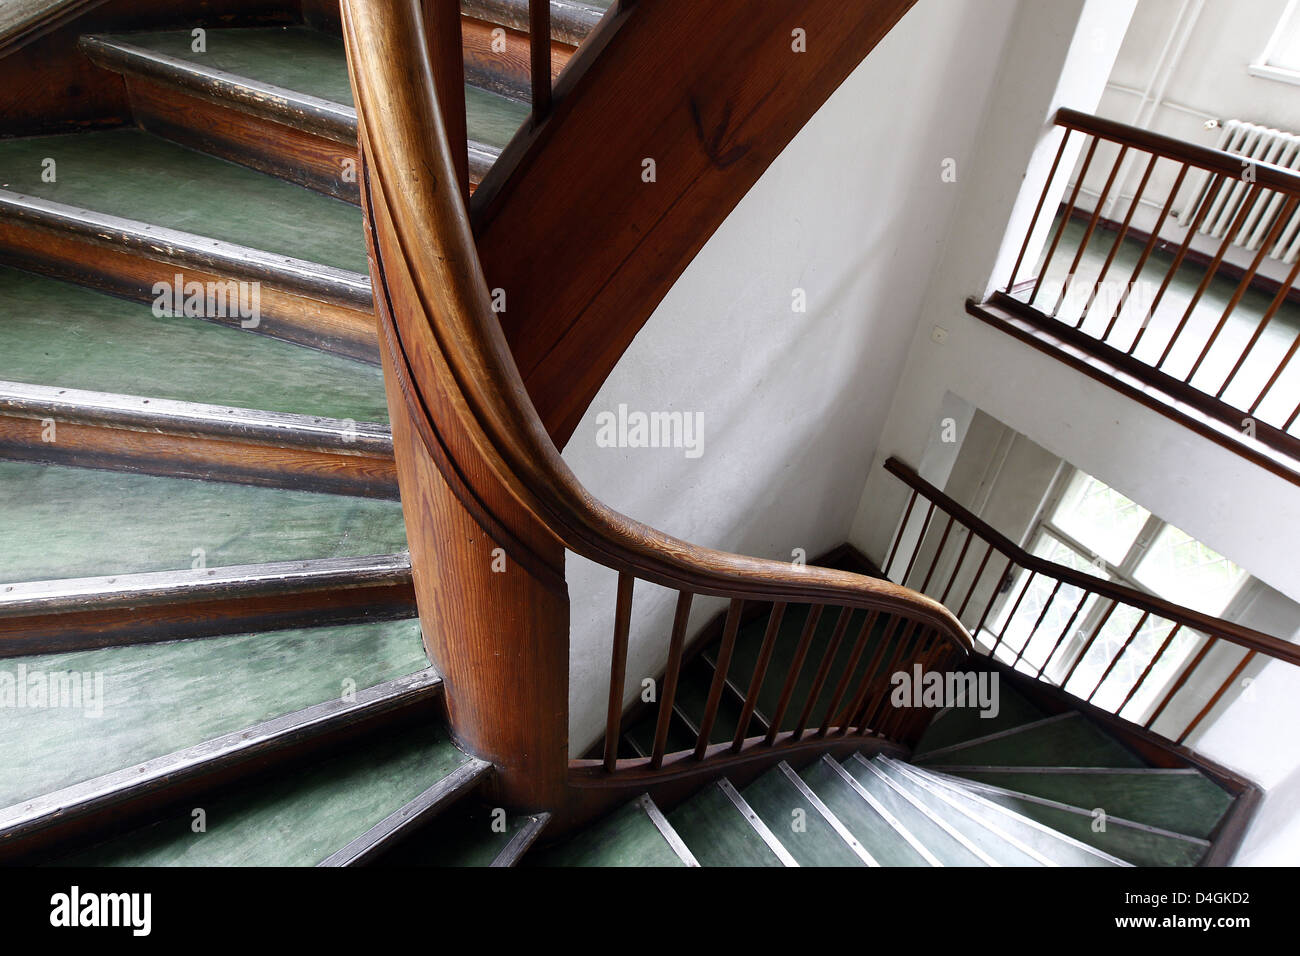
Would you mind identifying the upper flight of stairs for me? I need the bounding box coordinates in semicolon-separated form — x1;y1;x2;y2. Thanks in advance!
0;1;1253;867
0;1;600;864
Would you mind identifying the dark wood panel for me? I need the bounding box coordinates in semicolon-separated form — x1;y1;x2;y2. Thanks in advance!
472;0;917;443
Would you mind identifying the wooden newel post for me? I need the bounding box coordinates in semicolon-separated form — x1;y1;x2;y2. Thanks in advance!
345;0;572;811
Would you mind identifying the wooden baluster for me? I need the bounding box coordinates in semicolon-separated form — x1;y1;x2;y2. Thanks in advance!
955;541;996;620
1155;183;1263;370
972;557;1017;644
817;610;879;736
938;526;974;606
880;630;938;740
1012;578;1062;668
1242;255;1300;414
1177;649;1256;744
1145;633;1214;730
860;621;920;733
1029;135;1099;307
529;0;552;120
1086;610;1150;703
1060;599;1118;689
917;515;955;594
730;602;786;752
841;614;897;736
899;501;936;588
1116;622;1181;718
1080;152;1157;335
1188;194;1299;384
1006;128;1072;292
883;490;918;579
765;605;823;745
602;572;635;772
693;598;743;759
1128;172;1226;356
1284;399;1300;432
990;568;1036;658
650;590;692;768
422;0;468;202
1107;162;1189;344
1035;588;1091;679
1050;144;1129;320
791;607;853;740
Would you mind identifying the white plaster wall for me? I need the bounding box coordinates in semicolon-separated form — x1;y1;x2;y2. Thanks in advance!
559;0;1024;756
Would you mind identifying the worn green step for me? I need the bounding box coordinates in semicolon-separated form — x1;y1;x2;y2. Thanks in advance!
53;720;472;866
913;678;1045;755
884;759;1124;867
0;459;406;583
672;660;741;745
799;756;933;866
941;767;1233;840
869;757;1046;866
915;713;1146;769
534;796;693;867
0;128;367;274
376;800;546;867
0;266;387;421
742;762;872;866
668;780;793;867
933;773;1209;866
0;618;426;810
102;26;530;154
843;754;989;866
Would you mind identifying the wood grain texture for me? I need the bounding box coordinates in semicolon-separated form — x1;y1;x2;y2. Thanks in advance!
471;0;918;443
0;210;379;362
345;0;967;828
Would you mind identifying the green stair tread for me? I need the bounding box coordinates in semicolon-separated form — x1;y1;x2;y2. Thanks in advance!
53;721;468;866
668;783;784;867
895;764;1120;867
0;619;427;809
843;756;985;866
534;799;686;867
944;769;1232;840
674;662;740;745
377;800;535;867
917;714;1147;769
914;679;1045;755
0;266;388;421
0;459;407;583
799;758;929;866
726;605;890;734
963;787;1206;866
741;766;865;867
106;27;530;152
0;128;367;274
871;758;1044;866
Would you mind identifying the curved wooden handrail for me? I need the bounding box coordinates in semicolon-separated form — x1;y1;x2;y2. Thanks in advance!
343;0;972;641
884;457;1299;665
1055;107;1300;195
343;0;968;818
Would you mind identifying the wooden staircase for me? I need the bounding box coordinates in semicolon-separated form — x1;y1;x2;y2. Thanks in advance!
0;0;1276;867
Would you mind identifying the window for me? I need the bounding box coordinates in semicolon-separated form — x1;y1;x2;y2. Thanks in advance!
1250;0;1300;84
983;466;1247;716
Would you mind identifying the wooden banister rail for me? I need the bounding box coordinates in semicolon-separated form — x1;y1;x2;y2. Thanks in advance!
882;455;1300;745
995;108;1300;470
342;0;967;825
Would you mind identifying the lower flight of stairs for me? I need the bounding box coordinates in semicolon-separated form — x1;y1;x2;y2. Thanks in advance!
2;590;1238;866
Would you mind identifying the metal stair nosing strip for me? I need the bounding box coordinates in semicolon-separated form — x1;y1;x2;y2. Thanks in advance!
318;757;494;866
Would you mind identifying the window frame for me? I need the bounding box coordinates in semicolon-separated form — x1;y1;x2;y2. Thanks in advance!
1249;0;1300;86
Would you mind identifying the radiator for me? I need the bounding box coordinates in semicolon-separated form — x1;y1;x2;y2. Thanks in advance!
1177;119;1300;264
